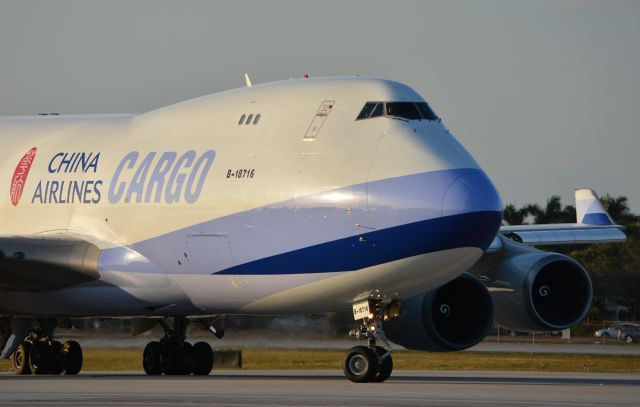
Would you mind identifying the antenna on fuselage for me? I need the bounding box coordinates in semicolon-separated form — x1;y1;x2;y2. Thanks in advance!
244;73;252;88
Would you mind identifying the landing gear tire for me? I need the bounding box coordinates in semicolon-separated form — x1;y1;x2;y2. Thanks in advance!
143;317;216;376
192;342;213;376
49;341;64;375
371;346;393;383
8;320;84;376
62;340;83;375
143;341;163;375
343;346;379;383
12;341;31;375
162;342;188;375
181;342;194;375
29;340;52;375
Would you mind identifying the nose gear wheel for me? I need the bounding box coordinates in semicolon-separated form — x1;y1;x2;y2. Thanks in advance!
343;346;379;383
343;297;398;383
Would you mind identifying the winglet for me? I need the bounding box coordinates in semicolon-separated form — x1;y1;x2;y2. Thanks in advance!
244;73;252;88
575;188;614;225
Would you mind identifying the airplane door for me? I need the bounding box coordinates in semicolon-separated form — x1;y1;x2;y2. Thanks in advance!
182;233;258;302
303;100;335;140
183;233;235;273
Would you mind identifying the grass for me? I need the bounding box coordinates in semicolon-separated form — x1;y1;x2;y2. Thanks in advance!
242;350;640;372
1;349;639;373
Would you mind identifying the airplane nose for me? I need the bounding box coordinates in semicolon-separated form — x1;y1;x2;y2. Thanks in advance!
442;170;502;217
441;170;503;250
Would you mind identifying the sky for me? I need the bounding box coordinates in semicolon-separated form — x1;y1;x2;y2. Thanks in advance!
1;0;638;212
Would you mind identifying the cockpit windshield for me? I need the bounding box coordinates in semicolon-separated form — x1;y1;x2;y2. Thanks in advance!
386;102;422;120
356;102;384;120
356;101;439;122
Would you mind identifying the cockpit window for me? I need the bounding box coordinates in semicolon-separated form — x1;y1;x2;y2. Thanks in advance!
386;102;421;120
370;102;384;118
356;102;384;120
357;102;377;120
356;101;439;121
417;103;438;121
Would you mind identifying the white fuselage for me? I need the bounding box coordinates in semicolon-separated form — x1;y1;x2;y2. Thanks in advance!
0;77;502;318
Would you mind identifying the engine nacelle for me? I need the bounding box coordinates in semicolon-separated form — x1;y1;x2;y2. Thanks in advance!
383;273;493;352
481;238;593;332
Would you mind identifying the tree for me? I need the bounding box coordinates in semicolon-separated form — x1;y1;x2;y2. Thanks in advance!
572;225;640;320
600;194;639;226
528;196;575;224
502;203;542;225
502;204;526;225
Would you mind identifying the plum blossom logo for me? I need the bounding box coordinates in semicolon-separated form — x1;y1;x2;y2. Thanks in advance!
10;147;37;206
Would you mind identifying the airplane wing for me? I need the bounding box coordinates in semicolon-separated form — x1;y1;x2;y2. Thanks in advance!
487;188;626;252
0;234;100;291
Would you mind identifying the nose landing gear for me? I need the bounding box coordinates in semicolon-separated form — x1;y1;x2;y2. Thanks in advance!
343;297;399;383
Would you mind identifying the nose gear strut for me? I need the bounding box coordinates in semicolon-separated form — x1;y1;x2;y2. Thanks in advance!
343;297;399;383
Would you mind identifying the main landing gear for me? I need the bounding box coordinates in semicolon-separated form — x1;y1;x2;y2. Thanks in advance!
11;321;83;375
142;317;215;376
343;297;399;383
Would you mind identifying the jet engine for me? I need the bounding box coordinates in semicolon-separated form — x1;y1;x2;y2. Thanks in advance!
383;273;493;351
480;243;592;332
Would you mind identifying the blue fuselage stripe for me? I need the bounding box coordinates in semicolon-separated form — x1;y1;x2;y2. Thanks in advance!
98;168;503;276
215;210;502;275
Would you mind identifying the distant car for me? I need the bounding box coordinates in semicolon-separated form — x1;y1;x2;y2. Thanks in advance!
594;323;640;338
618;325;640;344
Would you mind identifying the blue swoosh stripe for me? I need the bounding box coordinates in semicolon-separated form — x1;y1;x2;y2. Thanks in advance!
99;168;502;275
215;211;501;275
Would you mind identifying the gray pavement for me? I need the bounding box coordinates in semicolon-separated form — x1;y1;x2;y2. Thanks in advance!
0;370;638;406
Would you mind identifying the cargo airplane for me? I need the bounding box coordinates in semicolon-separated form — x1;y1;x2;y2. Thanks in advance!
0;77;626;382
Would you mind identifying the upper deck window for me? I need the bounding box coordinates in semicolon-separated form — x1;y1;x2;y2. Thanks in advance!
356;101;439;122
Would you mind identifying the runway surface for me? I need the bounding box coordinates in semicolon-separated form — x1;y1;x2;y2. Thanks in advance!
0;370;638;406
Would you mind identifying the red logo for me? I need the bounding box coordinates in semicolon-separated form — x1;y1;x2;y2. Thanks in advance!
10;147;37;206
